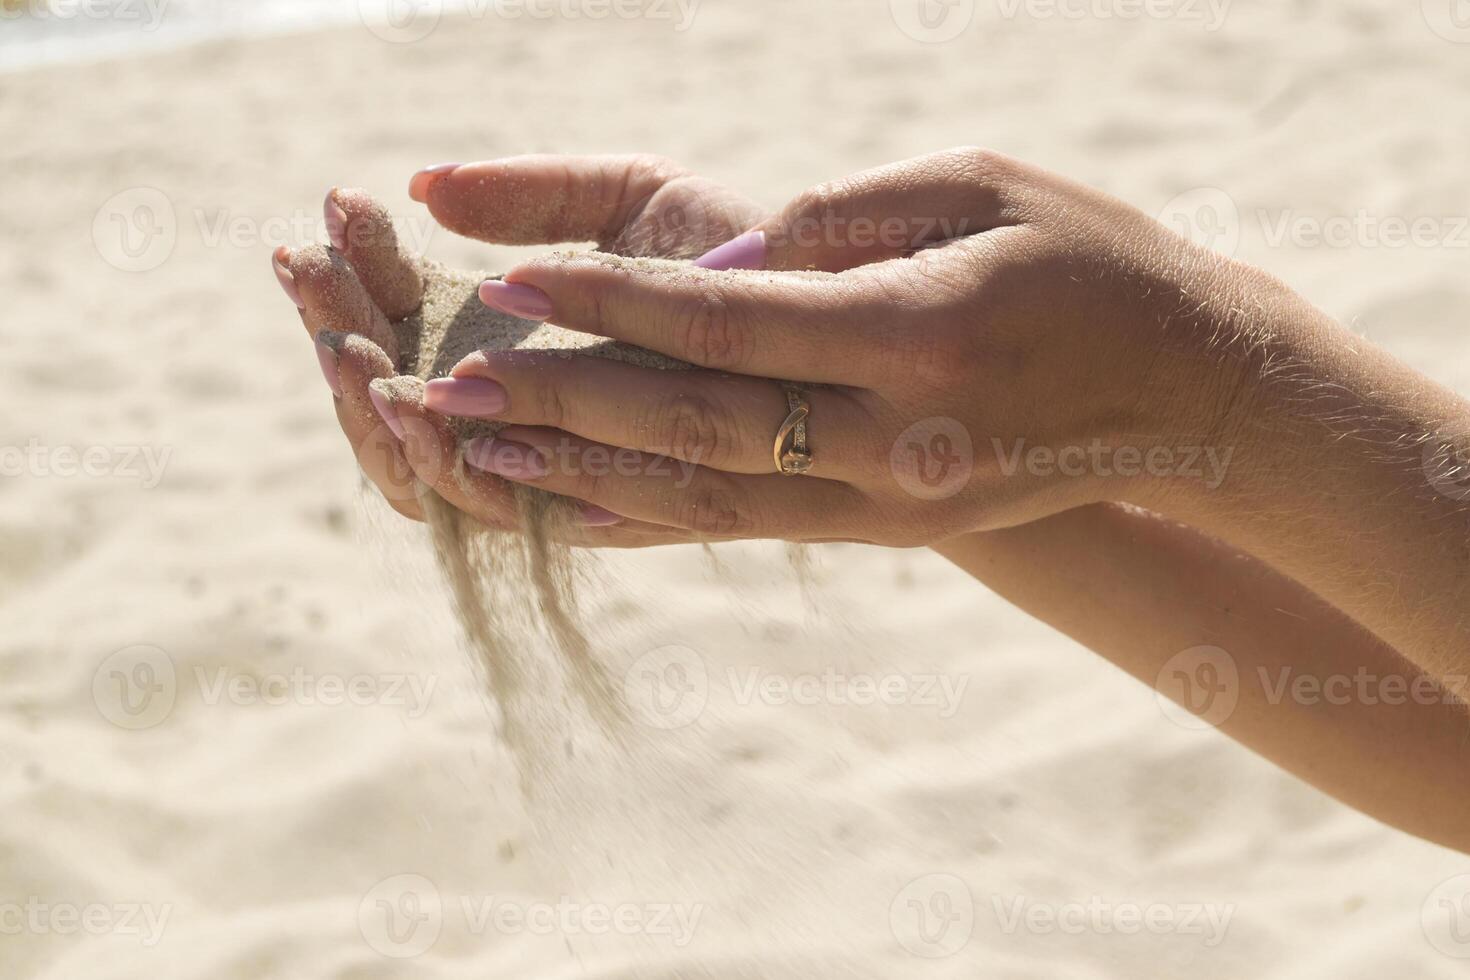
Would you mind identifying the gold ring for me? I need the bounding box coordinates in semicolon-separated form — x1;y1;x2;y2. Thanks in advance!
773;385;813;476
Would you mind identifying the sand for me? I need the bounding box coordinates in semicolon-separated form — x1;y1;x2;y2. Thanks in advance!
5;2;1470;977
377;258;698;750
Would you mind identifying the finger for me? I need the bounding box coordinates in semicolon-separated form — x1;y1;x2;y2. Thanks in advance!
372;378;679;537
436;350;882;481
409;154;763;258
466;425;867;541
279;244;401;366
317;331;424;521
324;187;424;320
741;146;1028;273
365;375;520;531
486;254;914;387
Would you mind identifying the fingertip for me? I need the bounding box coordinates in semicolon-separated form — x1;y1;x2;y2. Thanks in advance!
693;229;767;271
387;495;427;523
579;504;624;527
408;162;462;204
314;338;343;397
367;383;405;441
272;245;305;308
329;187;424;320
479;279;553;321
324;188;349;251
447;349;488;378
289;242;403;366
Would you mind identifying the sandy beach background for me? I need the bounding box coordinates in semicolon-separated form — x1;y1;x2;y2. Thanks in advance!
3;0;1470;976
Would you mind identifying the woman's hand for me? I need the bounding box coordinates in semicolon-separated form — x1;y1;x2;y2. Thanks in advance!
271;154;766;544
435;147;1259;545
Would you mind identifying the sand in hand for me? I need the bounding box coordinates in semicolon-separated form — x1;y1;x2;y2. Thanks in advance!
364;248;693;758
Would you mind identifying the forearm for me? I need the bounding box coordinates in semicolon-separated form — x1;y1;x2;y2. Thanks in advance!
934;503;1470;854
1157;274;1470;683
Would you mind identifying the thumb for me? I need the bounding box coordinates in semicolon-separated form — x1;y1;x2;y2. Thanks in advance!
695;147;1019;273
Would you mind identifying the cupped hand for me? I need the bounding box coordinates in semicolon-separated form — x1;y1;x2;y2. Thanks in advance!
272;154;768;546
429;147;1257;545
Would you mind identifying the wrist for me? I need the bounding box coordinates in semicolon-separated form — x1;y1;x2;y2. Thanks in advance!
1107;264;1322;516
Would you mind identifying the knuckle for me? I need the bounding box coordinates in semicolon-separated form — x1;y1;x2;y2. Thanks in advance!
872;509;942;549
526;375;568;428
627;153;683;185
788;180;843;223
673;289;749;370
387;497;425;523
939;145;1003;175
607;155;679;220
568;467;605;505
932;145;1022;201
677;483;753;537
644;392;737;468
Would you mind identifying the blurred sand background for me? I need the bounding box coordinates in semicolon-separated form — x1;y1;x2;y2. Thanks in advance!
3;0;1470;976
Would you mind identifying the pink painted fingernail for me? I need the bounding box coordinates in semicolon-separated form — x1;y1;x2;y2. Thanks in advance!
314;339;342;397
694;230;766;271
479;280;553;321
463;437;547;480
423;377;508;417
369;387;406;440
272;246;304;308
408;162;461;203
324;189;349;251
579;504;623;527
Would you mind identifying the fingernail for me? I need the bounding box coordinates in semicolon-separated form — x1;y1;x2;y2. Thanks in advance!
314;339;342;397
479;280;553;321
579;504;623;527
369;387;406;440
423;377;508;418
408;162;461;203
272;246;304;308
324;189;349;251
463;437;548;480
694;229;766;271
